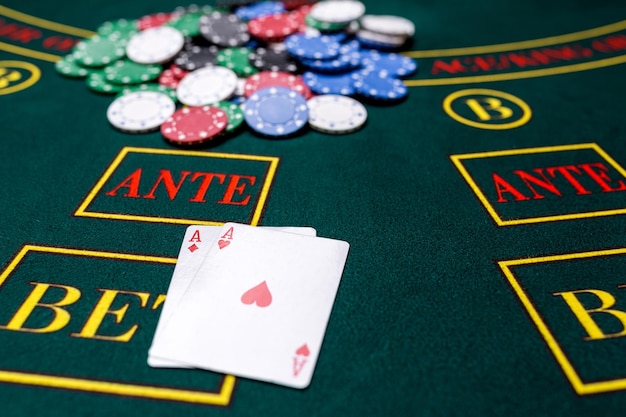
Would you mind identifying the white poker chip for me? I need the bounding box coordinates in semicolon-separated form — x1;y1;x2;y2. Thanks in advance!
107;91;176;133
360;15;415;37
126;26;185;64
176;66;238;106
310;0;366;24
307;95;367;134
356;29;408;47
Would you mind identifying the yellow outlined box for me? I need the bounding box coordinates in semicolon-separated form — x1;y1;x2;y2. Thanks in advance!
500;248;626;395
451;143;626;226
0;244;236;405
74;147;280;226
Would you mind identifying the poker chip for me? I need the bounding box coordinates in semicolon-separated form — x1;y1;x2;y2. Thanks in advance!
161;106;229;145
244;86;309;137
96;19;138;41
310;0;366;24
199;12;250;47
243;71;311;99
55;54;90;78
248;13;300;41
216;100;246;133
158;69;181;89
117;83;178;102
166;12;203;37
169;63;188;79
86;71;124;94
236;1;285;21
360;15;415;38
176;66;238;106
217;47;258;76
104;59;162;84
54;1;418;142
126;26;185;64
352;71;408;101
361;51;417;78
307;94;367;134
107;91;176;132
137;12;176;30
303;71;356;95
174;45;220;71
299;49;360;73
356;29;408;49
248;46;300;73
284;33;341;60
73;35;127;67
304;14;348;32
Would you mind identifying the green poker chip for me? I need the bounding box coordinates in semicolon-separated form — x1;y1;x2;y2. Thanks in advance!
55;53;91;78
117;83;178;102
73;35;127;67
97;18;139;42
86;70;124;94
216;100;245;133
166;12;203;37
216;47;257;77
305;14;348;32
104;59;162;85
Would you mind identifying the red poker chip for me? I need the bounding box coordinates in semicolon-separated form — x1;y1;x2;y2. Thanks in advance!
248;13;300;41
243;71;312;99
137;12;175;31
158;69;180;89
289;5;312;33
161;106;228;145
169;63;188;80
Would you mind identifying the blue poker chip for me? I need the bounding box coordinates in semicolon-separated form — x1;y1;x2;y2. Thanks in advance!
299;50;361;73
235;1;285;21
284;33;341;60
244;86;309;137
303;72;357;95
357;36;404;51
361;51;418;78
352;71;408;101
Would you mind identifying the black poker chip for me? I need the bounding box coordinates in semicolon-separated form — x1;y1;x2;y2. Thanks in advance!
199;11;250;47
249;46;300;73
174;45;220;71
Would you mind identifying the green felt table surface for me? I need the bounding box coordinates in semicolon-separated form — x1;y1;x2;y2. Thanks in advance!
1;0;626;415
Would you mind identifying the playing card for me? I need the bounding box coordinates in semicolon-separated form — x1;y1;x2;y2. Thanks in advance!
149;223;350;388
148;225;317;368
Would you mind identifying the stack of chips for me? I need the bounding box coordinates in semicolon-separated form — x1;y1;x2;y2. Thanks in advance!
54;1;419;144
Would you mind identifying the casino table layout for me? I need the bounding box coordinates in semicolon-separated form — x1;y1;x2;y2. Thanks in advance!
2;0;626;415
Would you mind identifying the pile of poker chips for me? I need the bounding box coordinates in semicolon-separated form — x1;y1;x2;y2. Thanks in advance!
55;0;418;145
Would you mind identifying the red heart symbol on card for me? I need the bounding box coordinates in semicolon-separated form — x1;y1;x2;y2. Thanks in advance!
241;281;272;307
218;240;230;249
296;344;310;357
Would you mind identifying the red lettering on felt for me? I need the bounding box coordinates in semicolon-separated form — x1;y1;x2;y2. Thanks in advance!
143;170;191;200
431;58;466;75
513;169;562;199
546;165;592;195
188;172;226;203
492;173;530;203
578;163;626;192
218;175;256;206
42;35;78;52
0;19;42;43
105;168;142;198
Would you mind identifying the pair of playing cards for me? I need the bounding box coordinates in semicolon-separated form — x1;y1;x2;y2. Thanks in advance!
148;223;350;389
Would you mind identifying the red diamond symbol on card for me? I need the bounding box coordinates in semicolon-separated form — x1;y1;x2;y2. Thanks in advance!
188;244;199;253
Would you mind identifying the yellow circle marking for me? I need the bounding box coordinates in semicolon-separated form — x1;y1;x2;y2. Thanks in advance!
443;88;532;130
0;61;40;95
